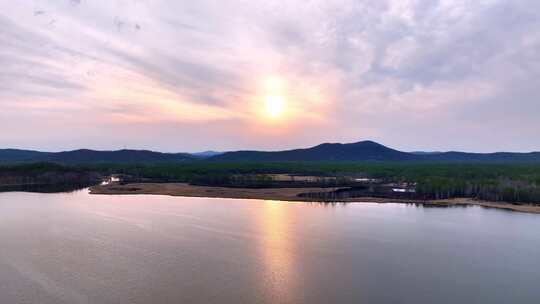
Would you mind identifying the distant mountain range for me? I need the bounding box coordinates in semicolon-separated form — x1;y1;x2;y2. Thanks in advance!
211;141;417;161
0;149;196;163
1;141;540;163
190;151;224;158
212;141;540;162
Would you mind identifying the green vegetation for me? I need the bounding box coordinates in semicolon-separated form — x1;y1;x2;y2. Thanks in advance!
0;162;101;190
83;161;540;203
2;161;540;203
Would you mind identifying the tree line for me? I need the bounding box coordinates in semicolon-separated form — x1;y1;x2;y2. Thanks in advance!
2;161;539;203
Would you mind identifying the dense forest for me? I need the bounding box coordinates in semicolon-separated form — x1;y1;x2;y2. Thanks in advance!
1;161;540;204
0;162;102;191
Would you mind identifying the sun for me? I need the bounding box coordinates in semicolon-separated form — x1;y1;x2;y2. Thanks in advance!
264;95;286;118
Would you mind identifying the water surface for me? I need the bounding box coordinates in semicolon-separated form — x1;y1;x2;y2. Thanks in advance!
1;190;539;304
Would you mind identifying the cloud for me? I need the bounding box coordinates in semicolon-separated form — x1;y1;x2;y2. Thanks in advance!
0;0;539;152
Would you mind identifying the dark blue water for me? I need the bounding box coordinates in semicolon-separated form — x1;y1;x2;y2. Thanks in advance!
0;190;539;304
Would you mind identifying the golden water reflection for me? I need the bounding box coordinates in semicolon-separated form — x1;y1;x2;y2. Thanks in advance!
256;200;299;303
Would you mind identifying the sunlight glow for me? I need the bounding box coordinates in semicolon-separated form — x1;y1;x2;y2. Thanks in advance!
264;95;286;118
248;75;328;130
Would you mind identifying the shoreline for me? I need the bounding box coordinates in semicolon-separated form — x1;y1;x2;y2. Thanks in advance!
89;182;540;214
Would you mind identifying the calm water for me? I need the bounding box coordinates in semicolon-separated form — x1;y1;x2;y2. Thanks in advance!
1;190;539;304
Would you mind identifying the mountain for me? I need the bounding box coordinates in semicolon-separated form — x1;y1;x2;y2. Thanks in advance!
424;151;540;162
211;141;540;162
0;149;195;163
2;142;540;163
190;151;224;158
410;151;443;155
210;141;419;162
0;149;50;162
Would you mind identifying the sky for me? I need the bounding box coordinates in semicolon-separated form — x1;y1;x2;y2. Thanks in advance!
1;0;539;153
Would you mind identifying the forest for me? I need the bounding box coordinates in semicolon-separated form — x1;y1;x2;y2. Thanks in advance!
2;161;540;204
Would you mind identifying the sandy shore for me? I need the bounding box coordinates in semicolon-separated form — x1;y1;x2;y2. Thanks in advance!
90;183;540;214
90;183;337;202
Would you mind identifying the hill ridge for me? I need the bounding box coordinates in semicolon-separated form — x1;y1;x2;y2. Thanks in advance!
2;141;540;163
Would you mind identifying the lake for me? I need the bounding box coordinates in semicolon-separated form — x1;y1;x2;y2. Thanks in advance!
1;189;539;304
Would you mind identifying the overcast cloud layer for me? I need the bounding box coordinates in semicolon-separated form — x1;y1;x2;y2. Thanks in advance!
1;0;539;152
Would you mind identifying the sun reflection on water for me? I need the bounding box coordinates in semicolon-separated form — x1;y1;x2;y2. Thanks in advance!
256;200;298;303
